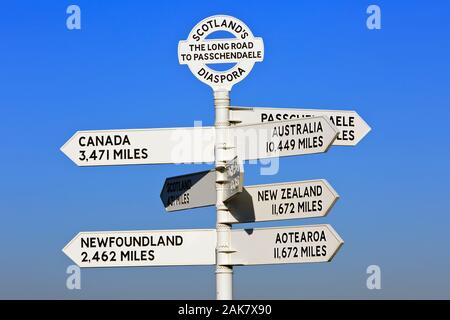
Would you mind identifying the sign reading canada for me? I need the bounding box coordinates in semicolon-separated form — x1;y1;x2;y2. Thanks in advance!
178;15;264;91
61;127;215;166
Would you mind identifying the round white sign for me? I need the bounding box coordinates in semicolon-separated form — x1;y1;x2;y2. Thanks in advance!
178;15;264;91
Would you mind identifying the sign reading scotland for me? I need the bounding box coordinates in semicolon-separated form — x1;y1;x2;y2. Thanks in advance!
178;15;264;91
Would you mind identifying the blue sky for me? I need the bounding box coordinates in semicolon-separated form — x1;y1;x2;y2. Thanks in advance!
1;0;449;299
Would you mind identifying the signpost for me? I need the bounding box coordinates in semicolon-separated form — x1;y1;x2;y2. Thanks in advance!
61;127;215;166
61;14;368;300
229;225;343;266
223;179;339;224
160;170;216;212
230;107;371;146
233;116;339;161
63;229;216;267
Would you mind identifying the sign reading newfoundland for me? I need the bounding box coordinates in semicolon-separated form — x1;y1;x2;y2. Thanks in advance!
178;15;264;91
63;229;216;267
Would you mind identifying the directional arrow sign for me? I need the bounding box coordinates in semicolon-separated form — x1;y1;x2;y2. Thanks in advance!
230;107;371;146
229;225;343;266
232;116;338;161
160;170;216;212
223;157;243;202
63;229;216;267
61;117;339;166
60;127;215;166
223;179;339;224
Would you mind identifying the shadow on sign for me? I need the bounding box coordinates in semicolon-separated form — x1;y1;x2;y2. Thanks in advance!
225;188;256;223
160;170;216;211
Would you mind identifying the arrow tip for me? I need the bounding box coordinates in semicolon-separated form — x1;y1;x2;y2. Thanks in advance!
62;232;80;265
354;114;372;145
60;131;78;158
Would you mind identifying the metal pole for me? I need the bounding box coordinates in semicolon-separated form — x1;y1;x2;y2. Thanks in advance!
214;89;233;300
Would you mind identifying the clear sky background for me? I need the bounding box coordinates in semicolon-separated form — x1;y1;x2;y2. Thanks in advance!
1;0;449;299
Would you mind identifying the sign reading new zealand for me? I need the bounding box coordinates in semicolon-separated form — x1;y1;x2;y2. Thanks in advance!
224;179;339;224
178;15;264;91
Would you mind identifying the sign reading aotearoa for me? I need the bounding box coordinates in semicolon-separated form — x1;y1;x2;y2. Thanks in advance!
223;179;339;224
229;225;343;266
233;116;338;161
160;170;216;212
63;229;216;267
178;15;264;91
230;107;371;146
61;127;215;166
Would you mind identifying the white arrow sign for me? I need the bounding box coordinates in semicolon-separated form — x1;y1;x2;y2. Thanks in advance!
63;229;216;268
60;127;215;166
223;179;339;223
61;118;337;167
233;116;339;161
229;225;343;266
230;107;371;146
160;170;216;212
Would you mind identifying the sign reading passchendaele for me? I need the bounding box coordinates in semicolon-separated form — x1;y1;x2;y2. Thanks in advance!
233;116;339;161
223;179;339;223
230;107;371;146
160;170;216;212
229;225;343;266
178;15;264;91
61;127;215;166
63;229;216;267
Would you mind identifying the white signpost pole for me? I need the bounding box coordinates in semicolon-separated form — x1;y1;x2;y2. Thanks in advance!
179;15;265;300
214;90;233;300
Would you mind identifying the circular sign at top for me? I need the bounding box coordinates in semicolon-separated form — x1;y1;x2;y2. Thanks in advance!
178;15;264;91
